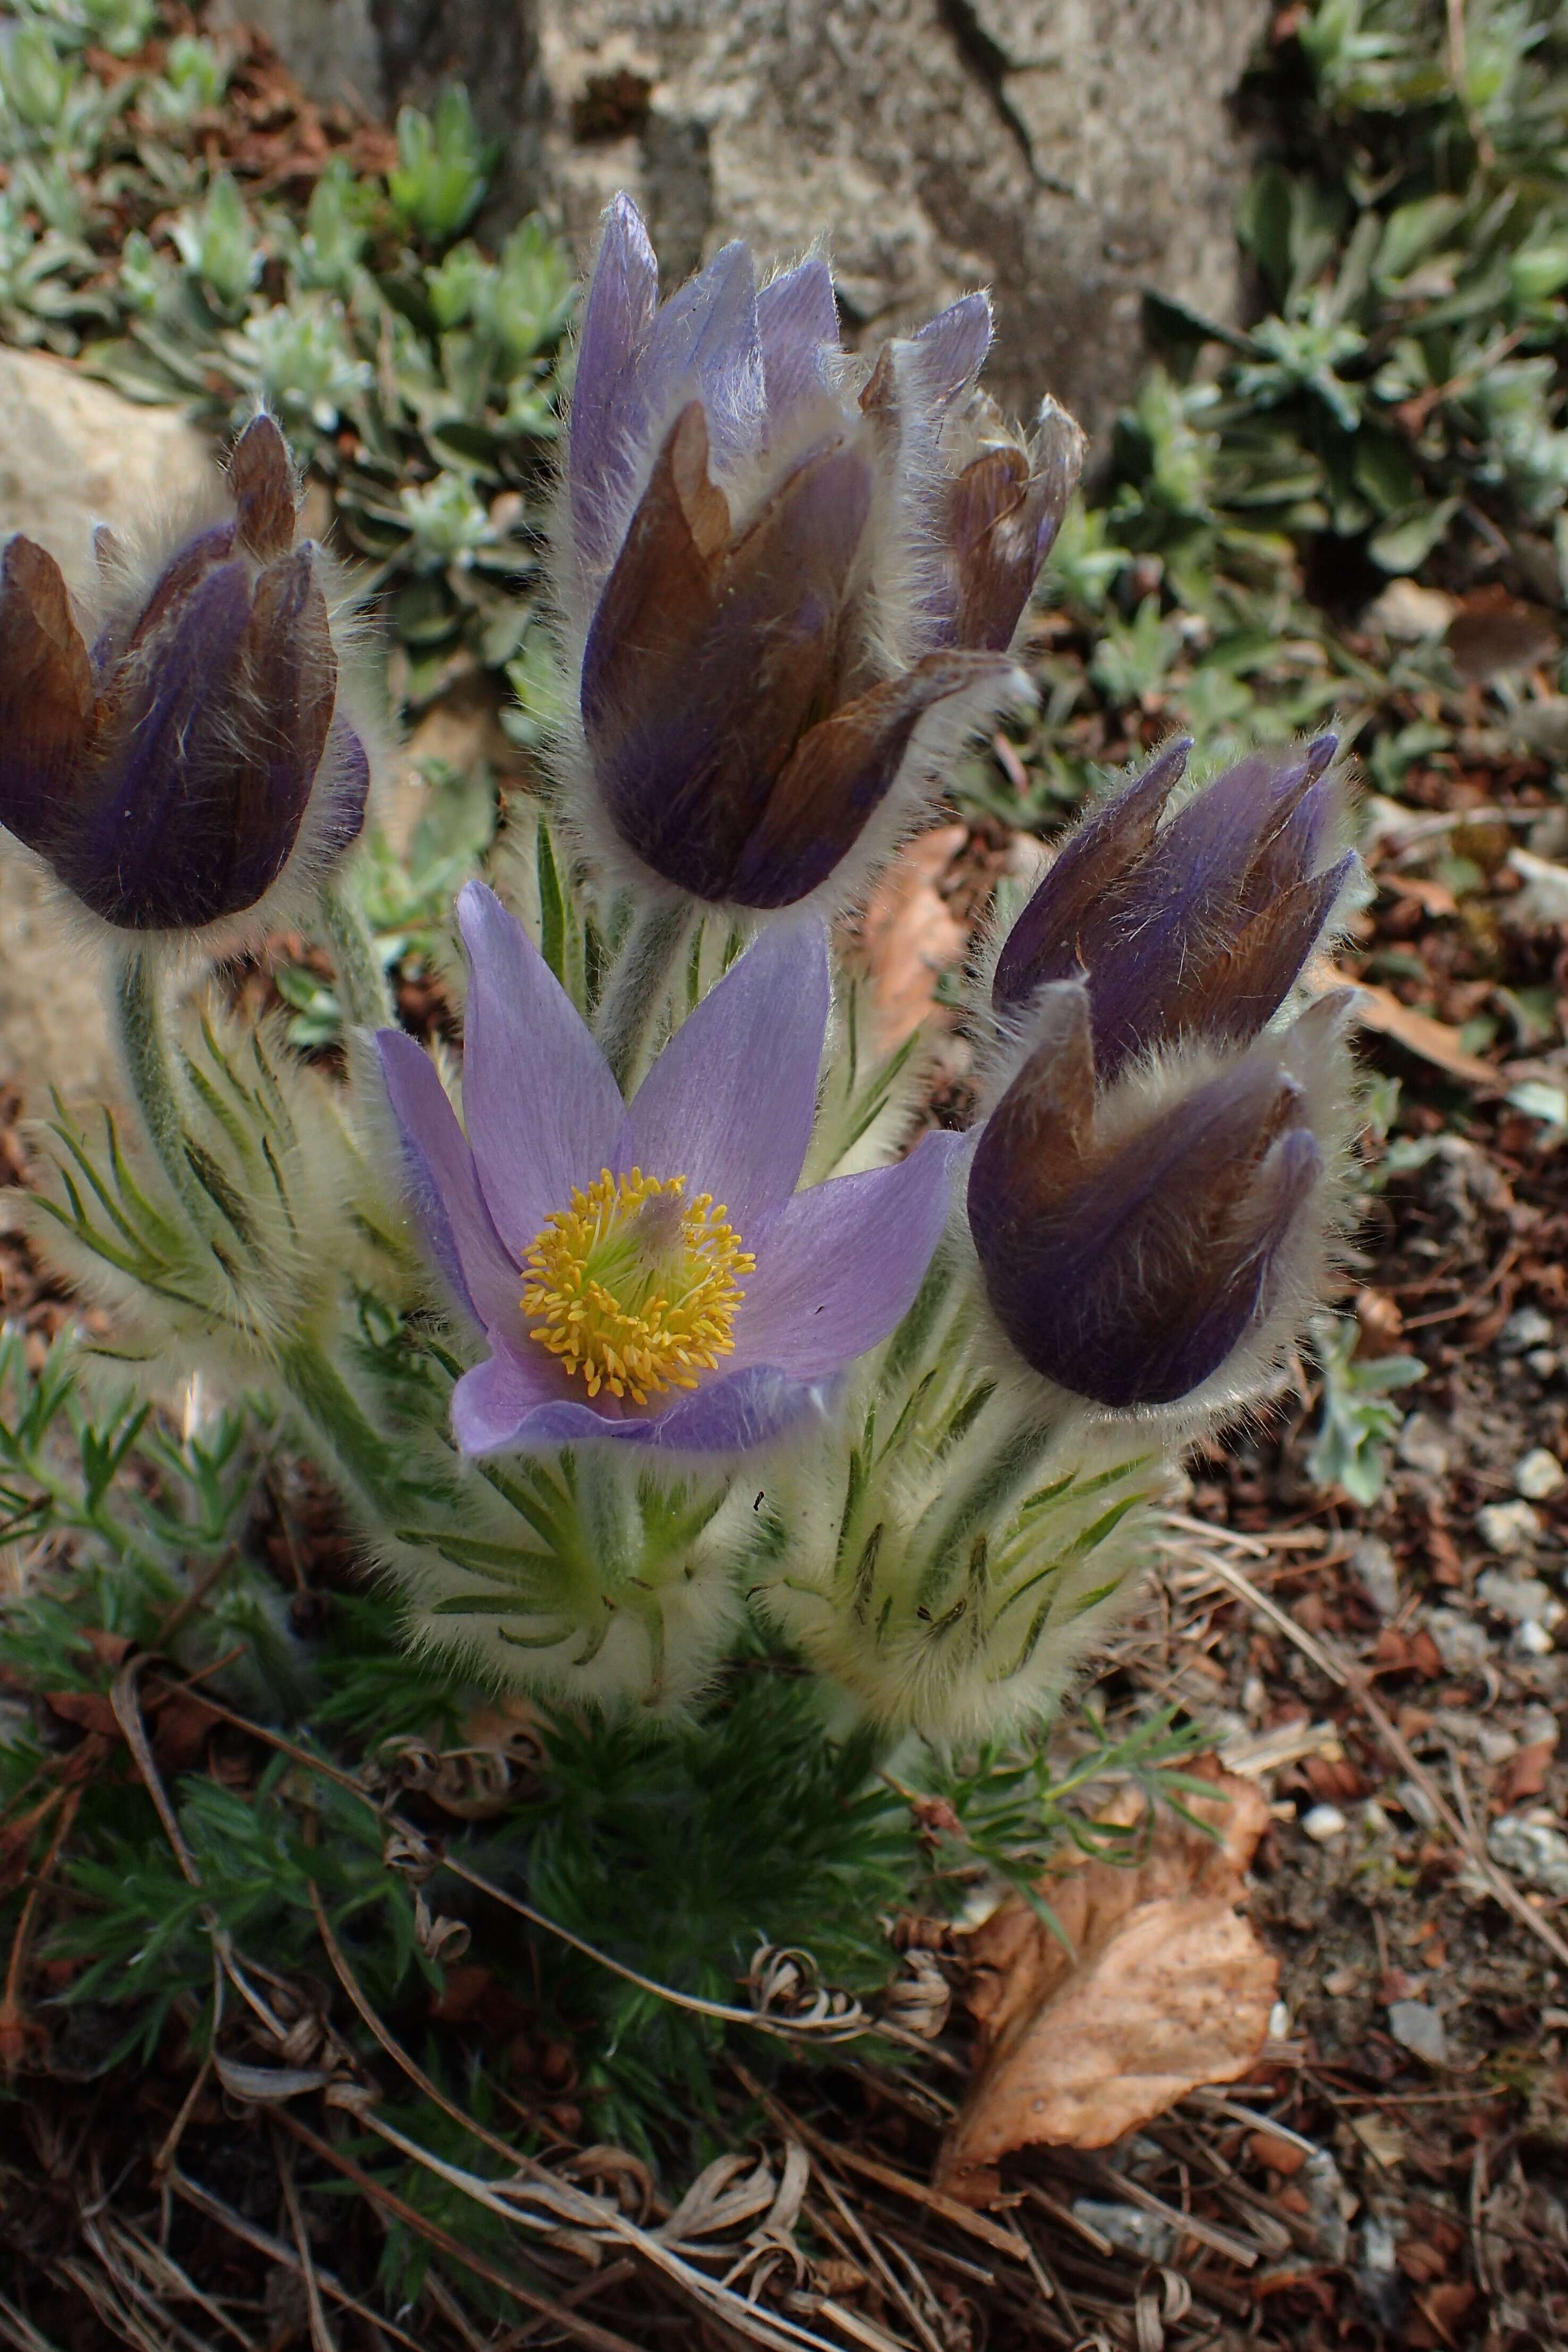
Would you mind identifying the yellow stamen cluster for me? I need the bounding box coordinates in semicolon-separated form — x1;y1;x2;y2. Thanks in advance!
521;1166;755;1406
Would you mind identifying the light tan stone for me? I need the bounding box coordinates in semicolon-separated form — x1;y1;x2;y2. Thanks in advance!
0;350;214;1109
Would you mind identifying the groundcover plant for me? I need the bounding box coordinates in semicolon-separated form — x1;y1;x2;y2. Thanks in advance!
0;195;1362;1742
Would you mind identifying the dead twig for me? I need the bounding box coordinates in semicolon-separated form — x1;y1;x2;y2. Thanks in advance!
1176;1537;1568;1976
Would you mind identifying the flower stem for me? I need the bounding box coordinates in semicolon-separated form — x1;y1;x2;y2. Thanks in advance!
275;1332;408;1519
111;949;208;1224
317;870;393;1031
595;901;694;1090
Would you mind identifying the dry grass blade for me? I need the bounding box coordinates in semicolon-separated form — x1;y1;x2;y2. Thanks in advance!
1179;1537;1568;1976
0;2290;65;2352
273;2109;650;2352
166;2168;429;2352
331;2097;847;2352
272;2126;340;2352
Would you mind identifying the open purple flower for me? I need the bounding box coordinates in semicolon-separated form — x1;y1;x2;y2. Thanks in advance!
560;195;1075;912
0;415;368;934
967;983;1350;1410
992;735;1354;1081
378;882;961;1454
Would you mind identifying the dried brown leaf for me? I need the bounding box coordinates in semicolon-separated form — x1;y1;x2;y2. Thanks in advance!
936;1762;1276;2205
856;824;967;1052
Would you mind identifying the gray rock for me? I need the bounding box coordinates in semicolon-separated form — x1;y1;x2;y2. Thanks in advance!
1498;1306;1554;1355
236;0;1270;445
1397;1412;1451;1477
1477;1568;1564;1628
0;350;214;1112
1387;2000;1448;2066
210;0;545;224
1423;1609;1492;1675
1516;1447;1565;1500
1351;1534;1400;1618
1069;2199;1175;2263
1476;1499;1544;1556
1489;1813;1568;1898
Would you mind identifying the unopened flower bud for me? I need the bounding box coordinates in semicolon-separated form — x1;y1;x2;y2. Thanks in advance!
559;195;1060;912
0;413;369;934
993;736;1354;1078
967;981;1352;1410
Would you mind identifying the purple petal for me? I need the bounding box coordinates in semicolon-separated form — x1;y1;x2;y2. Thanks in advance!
456;881;630;1257
315;717;371;859
569;194;660;575
908;293;992;410
628;919;831;1222
993;738;1190;1014
451;1340;576;1454
758;256;839;427
1162;1127;1321;1399
376;1029;521;1335
454;1354;826;1456
729;1130;963;1378
638;238;765;478
0;535;94;855
969;1049;1314;1407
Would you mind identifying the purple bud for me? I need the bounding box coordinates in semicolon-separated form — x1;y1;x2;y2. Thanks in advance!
968;983;1330;1408
0;415;361;933
930;401;1085;652
563;196;1052;909
994;736;1351;1076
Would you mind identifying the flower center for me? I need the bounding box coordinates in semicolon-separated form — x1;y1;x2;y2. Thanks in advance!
521;1166;755;1407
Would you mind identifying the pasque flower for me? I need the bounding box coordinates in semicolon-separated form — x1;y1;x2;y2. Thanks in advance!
560;194;1082;910
969;738;1357;1410
0;413;369;933
968;984;1349;1409
991;734;1353;1074
378;882;960;1453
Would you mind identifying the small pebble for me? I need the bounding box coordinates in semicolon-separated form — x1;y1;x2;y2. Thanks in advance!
1302;1803;1348;1842
1476;1723;1520;1765
1397;1412;1451;1477
1499;1306;1555;1355
1351;1534;1399;1618
1525;1347;1561;1379
1387;2000;1448;2066
1516;1448;1565;1500
1514;1619;1556;1657
1268;2000;1291;2041
1520;1704;1561;1750
1490;1813;1568;1898
1070;2201;1174;2263
1476;1499;1543;1556
1425;1608;1493;1673
1476;1567;1563;1627
1396;1776;1439;1828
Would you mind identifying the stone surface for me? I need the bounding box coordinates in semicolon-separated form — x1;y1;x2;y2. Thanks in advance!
236;0;1270;447
0;349;214;1108
1386;2000;1448;2067
1490;1813;1568;1898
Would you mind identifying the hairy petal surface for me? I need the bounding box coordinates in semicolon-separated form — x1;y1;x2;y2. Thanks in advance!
456;882;629;1256
628;919;831;1220
582;405;873;899
0;535;96;852
969;1027;1323;1408
376;1028;520;1334
731;1130;965;1378
568;192;660;576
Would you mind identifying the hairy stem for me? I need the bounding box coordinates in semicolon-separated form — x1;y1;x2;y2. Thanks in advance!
317;871;394;1031
275;1332;409;1519
112;950;209;1223
594;901;694;1091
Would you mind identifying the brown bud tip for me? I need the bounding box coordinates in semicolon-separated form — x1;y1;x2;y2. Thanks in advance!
229;413;299;562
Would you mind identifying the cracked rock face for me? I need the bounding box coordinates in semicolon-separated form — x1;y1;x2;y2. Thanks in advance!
236;0;1265;446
